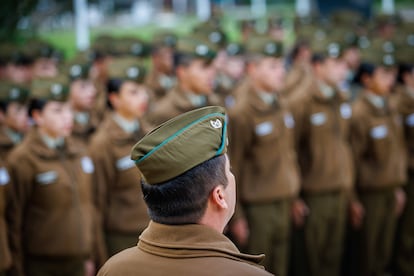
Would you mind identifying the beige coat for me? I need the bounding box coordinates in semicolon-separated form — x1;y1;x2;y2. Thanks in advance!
0;158;11;271
97;221;272;276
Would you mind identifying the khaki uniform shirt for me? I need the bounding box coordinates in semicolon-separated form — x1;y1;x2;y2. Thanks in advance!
391;86;414;171
228;82;300;204
145;87;221;127
71;110;102;149
0;159;11;271
350;91;407;190
89;115;149;235
0;126;22;159
296;81;354;193
97;221;272;276
6;129;95;274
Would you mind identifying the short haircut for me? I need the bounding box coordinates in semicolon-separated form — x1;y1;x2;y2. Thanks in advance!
173;52;213;73
106;78;124;109
0;102;8;113
397;63;414;84
28;98;47;117
141;154;228;225
353;62;376;86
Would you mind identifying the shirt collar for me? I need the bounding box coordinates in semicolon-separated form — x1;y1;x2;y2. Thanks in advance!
41;133;65;149
74;111;90;126
4;127;23;145
186;92;207;107
406;86;414;99
113;113;140;134
257;91;277;106
318;81;335;99
365;91;386;109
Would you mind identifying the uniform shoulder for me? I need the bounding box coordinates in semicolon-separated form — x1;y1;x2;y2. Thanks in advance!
98;247;141;276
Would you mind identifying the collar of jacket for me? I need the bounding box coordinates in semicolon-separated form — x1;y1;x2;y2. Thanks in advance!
72;109;100;135
27;128;80;159
102;114;145;145
398;86;414;113
362;90;389;117
169;87;216;113
138;221;266;268
0;126;19;147
242;81;280;114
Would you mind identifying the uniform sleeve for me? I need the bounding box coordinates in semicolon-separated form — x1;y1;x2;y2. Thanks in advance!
5;156;34;276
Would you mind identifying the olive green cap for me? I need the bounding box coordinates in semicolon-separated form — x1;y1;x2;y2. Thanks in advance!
131;106;228;185
114;37;151;57
245;36;284;57
152;32;178;48
108;57;147;83
320;41;344;59
31;76;69;102
0;82;30;103
176;36;217;60
225;42;245;56
66;62;90;81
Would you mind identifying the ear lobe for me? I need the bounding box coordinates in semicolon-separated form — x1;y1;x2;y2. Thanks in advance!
212;186;228;210
32;110;43;126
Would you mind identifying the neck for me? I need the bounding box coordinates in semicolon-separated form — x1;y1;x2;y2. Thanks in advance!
113;112;139;134
39;128;64;149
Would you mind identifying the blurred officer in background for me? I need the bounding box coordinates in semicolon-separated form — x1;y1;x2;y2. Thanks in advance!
88;57;150;263
295;41;354;276
146;36;220;126
0;83;30;159
6;76;96;276
391;62;414;276
145;32;177;105
0;158;11;276
98;106;272;276
227;36;300;276
67;62;99;149
349;57;407;276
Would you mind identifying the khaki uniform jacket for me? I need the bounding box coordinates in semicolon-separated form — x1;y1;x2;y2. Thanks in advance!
89;115;149;235
350;92;407;191
228;82;300;204
283;63;313;107
98;221;272;276
391;86;414;171
6;129;95;274
145;87;221;127
0;159;12;271
296;82;354;193
0;126;17;159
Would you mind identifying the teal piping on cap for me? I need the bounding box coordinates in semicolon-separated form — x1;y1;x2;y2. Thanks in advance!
135;112;226;164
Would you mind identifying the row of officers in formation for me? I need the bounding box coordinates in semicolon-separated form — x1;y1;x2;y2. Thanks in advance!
0;9;414;276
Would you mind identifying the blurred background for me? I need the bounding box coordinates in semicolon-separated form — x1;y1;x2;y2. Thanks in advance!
1;0;414;59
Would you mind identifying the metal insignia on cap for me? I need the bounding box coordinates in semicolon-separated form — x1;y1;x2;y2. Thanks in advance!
265;42;276;54
127;67;139;78
9;88;20;99
407;34;414;46
209;31;222;43
70;65;82;77
210;119;222;129
131;43;143;55
383;54;394;66
51;83;63;96
358;36;370;49
196;44;209;56
382;41;394;53
327;43;340;58
227;43;239;56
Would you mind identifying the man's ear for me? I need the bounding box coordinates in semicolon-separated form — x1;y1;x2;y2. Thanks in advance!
108;93;119;110
32;109;43;126
211;185;228;210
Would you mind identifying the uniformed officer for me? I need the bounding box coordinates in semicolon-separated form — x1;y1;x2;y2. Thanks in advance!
391;62;414;276
67;62;100;148
349;57;407;276
88;57;150;261
0;158;11;276
0;82;30;158
145;36;220;126
6;76;96;276
295;41;354;276
98;106;272;276
227;36;300;276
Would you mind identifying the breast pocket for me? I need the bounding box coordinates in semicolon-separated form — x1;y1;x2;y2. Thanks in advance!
369;124;391;163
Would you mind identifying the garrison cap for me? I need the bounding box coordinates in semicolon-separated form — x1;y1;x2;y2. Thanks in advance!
131;106;228;185
225;42;245;56
322;41;344;59
108;57;146;83
31;76;69;102
114;37;151;57
246;36;284;57
153;32;178;48
176;36;217;60
0;82;30;103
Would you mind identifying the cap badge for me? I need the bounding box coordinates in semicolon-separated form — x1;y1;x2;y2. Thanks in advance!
210;119;222;129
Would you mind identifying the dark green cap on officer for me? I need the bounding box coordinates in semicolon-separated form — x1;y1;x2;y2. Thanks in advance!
225;42;245;56
245;36;284;57
67;63;90;81
31;76;69;102
176;36;217;60
153;32;178;49
0;82;30;104
108;57;147;84
131;106;228;185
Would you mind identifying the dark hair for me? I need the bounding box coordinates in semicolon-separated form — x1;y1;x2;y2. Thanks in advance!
353;62;376;86
141;154;228;225
0;102;8;113
290;40;310;61
173;52;213;73
311;53;326;65
397;63;414;84
106;78;124;109
28;98;47;117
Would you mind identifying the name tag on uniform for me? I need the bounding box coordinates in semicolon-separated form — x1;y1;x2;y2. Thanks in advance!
0;167;10;186
81;156;94;174
36;171;58;185
370;125;388;139
284;113;295;129
255;122;273;136
310;112;327;126
340;103;352;119
406;113;414;127
116;156;135;171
